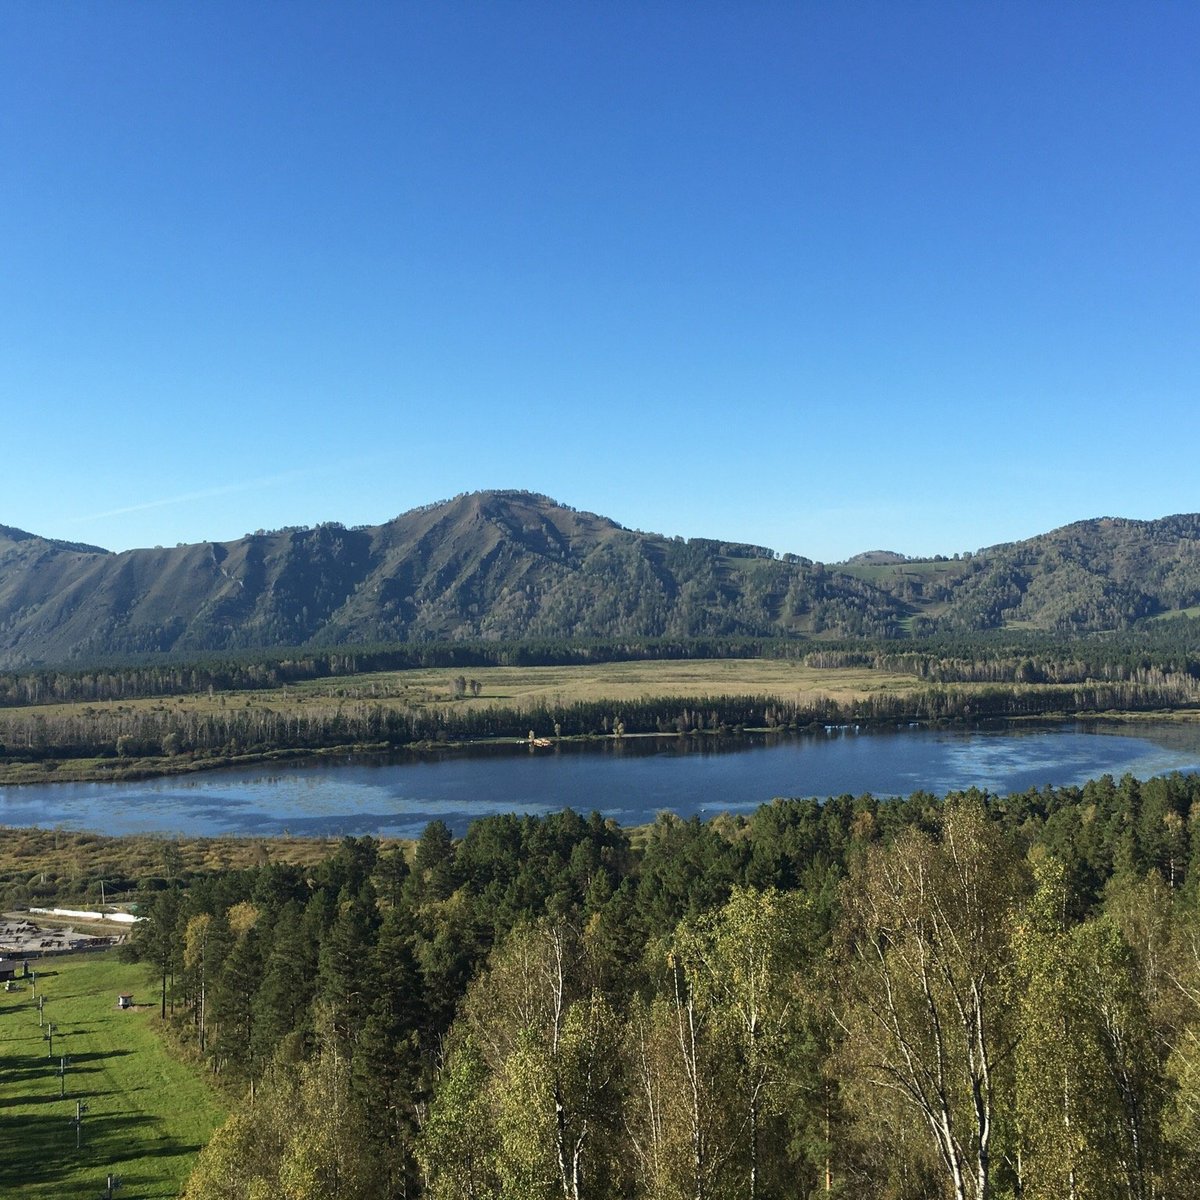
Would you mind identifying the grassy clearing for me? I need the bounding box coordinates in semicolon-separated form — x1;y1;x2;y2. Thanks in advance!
0;829;351;908
3;658;926;724
352;658;925;707
0;952;226;1199
836;559;965;583
1150;605;1200;622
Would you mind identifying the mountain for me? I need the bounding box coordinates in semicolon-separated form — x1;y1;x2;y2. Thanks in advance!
2;494;1200;668
904;514;1200;634
0;492;906;667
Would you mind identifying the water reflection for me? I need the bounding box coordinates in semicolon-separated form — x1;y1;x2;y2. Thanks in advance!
1;720;1199;839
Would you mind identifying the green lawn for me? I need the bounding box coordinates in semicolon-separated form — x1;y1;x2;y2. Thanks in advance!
0;953;226;1199
1150;605;1200;621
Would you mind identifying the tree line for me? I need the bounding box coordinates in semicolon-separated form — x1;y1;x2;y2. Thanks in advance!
5;621;1200;709
117;770;1200;1198
6;677;1200;768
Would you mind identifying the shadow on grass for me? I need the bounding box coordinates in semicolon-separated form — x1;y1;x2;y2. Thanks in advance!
67;1050;133;1064
0;1107;203;1197
0;1056;58;1085
0;1047;135;1096
0;1090;68;1109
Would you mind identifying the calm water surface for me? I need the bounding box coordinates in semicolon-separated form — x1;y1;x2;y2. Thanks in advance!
3;720;1200;838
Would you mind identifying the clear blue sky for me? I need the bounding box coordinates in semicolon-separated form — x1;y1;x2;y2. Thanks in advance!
3;2;1197;562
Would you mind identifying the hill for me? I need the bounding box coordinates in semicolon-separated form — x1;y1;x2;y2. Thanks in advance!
845;514;1200;635
0;491;905;666
3;494;1200;666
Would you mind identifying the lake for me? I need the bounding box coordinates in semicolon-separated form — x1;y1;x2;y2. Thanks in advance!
2;719;1200;838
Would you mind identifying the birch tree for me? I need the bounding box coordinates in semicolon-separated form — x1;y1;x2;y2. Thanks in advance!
677;886;810;1200
418;1038;498;1200
457;919;625;1200
838;802;1025;1200
632;950;737;1200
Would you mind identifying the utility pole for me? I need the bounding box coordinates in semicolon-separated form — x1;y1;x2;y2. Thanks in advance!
59;1055;71;1098
101;1172;123;1199
37;994;45;1025
45;1021;56;1057
72;1100;89;1149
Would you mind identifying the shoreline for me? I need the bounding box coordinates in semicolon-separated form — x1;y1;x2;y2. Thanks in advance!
2;707;1199;789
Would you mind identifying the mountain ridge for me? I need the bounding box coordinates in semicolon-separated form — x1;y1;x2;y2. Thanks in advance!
2;491;1200;667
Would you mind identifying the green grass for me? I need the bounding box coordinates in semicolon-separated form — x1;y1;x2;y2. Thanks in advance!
0;953;226;1199
1149;605;1200;622
836;559;965;583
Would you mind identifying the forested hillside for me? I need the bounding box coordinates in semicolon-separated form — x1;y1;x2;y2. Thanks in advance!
122;775;1200;1199
6;493;1200;667
0;492;907;666
901;514;1200;633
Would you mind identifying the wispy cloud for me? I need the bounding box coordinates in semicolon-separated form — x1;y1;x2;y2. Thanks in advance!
68;464;359;524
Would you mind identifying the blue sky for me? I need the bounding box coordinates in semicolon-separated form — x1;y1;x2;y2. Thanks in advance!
3;2;1197;562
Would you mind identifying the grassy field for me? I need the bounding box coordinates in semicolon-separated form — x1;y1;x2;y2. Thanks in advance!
1151;605;1200;622
4;658;925;724
0;953;226;1199
342;658;925;706
0;829;353;909
835;559;965;584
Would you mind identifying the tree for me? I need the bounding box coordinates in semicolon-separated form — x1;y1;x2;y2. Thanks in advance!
674;887;811;1200
316;888;380;1058
838;801;1025;1200
183;1045;379;1200
458;919;626;1200
624;936;739;1200
136;888;183;1020
211;913;264;1082
253;902;316;1064
1014;856;1113;1200
419;1037;499;1200
184;913;213;1052
417;819;459;902
355;905;427;1196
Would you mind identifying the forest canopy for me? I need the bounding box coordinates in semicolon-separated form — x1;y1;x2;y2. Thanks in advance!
115;771;1200;1200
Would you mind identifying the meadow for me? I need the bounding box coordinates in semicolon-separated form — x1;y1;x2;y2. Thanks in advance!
0;829;354;909
6;657;924;721
0;952;226;1198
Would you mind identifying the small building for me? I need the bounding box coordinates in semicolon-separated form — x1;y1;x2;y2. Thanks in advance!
117;993;133;1009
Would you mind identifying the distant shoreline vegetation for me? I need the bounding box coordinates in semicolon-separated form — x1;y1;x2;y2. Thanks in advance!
4;622;1200;705
1;678;1199;788
0;627;1198;785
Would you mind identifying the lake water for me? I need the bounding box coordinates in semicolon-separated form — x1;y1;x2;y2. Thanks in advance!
2;720;1200;839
